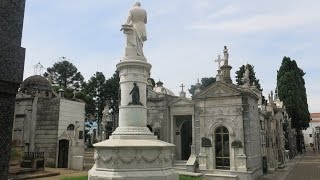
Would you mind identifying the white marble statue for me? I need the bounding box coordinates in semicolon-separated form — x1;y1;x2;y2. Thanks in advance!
122;2;147;57
223;46;229;65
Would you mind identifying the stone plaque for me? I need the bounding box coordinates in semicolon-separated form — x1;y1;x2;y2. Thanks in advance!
231;140;243;148
201;137;212;147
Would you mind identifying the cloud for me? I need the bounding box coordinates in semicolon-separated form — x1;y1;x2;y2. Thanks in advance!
190;2;320;34
207;5;239;19
21;0;320;112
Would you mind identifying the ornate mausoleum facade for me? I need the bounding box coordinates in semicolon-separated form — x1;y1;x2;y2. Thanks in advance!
145;47;292;180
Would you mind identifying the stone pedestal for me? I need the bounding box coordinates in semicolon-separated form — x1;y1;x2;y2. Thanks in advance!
220;65;232;84
88;24;178;179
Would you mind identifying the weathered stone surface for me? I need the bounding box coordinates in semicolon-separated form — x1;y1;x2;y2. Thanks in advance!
0;0;26;46
0;94;16;177
0;0;26;178
0;44;25;85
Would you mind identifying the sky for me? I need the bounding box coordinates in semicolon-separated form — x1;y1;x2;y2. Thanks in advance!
22;0;320;113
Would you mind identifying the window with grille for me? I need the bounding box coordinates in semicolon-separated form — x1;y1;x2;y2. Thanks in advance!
215;126;230;169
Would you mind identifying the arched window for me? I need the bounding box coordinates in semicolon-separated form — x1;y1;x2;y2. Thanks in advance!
67;124;75;131
215;126;230;169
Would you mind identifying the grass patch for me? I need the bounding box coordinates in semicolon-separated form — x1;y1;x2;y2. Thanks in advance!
61;175;202;180
180;175;203;180
60;176;88;180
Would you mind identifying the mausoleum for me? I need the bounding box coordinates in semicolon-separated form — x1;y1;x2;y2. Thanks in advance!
12;75;85;170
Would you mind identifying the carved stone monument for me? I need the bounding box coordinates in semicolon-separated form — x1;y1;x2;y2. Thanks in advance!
88;2;178;179
0;0;26;178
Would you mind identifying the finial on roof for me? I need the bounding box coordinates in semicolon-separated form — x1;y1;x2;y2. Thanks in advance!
33;62;44;76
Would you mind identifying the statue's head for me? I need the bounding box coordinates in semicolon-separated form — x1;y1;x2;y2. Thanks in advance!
134;2;141;7
133;82;137;86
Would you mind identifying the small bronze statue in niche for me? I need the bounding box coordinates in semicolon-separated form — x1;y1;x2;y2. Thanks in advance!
128;82;143;105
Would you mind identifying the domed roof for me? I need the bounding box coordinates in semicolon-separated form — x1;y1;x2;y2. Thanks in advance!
20;75;52;93
153;80;175;96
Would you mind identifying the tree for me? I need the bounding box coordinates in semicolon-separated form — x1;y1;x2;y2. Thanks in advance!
105;71;120;115
189;77;216;96
44;57;84;90
83;72;108;118
235;64;262;91
277;56;310;153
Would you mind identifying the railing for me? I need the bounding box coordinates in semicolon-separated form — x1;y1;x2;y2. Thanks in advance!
23;152;44;160
21;152;45;169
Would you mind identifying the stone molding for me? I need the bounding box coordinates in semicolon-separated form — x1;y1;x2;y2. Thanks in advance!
94;148;172;169
112;127;153;136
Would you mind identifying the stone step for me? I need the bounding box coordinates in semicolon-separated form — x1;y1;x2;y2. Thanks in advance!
8;171;60;180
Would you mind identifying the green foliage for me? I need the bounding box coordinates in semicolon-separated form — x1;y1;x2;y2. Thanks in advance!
82;71;108;117
105;71;120;115
44;57;84;90
201;77;216;88
82;71;120;117
277;57;310;130
179;175;203;180
235;64;262;92
189;77;216;96
61;176;88;180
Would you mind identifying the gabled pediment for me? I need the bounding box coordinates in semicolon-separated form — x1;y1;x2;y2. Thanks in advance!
168;98;194;107
196;81;242;98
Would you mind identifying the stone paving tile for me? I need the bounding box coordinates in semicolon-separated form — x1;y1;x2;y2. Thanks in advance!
285;152;320;180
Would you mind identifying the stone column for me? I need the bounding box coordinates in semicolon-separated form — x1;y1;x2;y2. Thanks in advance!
88;22;178;180
0;0;26;178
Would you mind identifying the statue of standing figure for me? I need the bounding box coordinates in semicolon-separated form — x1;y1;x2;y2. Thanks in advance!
129;82;143;105
122;2;147;57
223;46;229;66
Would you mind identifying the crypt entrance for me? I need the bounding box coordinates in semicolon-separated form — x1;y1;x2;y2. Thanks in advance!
175;115;192;160
58;139;69;168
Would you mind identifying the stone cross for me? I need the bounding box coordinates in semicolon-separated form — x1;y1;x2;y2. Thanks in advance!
180;83;185;92
214;55;223;69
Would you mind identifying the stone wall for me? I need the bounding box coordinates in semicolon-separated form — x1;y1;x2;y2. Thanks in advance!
147;96;176;142
243;95;262;173
13;97;33;148
35;98;60;167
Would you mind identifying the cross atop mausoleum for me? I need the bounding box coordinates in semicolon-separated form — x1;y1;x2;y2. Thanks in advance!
214;55;224;69
33;62;44;75
180;83;185;92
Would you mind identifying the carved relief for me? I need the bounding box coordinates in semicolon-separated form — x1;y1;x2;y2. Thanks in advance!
95;148;172;169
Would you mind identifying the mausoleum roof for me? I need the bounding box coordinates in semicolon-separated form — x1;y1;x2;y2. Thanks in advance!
21;75;52;92
153;81;175;96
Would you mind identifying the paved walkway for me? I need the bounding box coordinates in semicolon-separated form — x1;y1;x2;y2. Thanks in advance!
285;149;320;180
262;148;320;180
